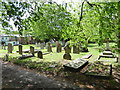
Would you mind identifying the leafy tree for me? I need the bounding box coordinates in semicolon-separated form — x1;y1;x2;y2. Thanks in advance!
1;2;32;35
27;1;73;41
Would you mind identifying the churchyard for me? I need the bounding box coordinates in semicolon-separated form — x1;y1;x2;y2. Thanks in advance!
0;40;120;88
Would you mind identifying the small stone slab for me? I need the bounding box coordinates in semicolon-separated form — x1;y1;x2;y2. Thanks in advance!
19;55;34;59
63;58;88;70
98;53;116;59
16;49;41;53
98;58;118;63
43;52;50;55
103;51;113;55
81;54;92;59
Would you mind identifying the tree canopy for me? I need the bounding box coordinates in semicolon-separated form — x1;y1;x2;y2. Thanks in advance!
1;0;120;49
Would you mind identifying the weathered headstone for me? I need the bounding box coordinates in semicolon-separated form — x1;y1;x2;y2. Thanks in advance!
30;46;35;56
47;42;52;52
40;42;44;49
36;42;39;47
37;51;43;59
64;42;71;53
63;53;71;60
73;45;80;54
8;43;13;53
56;41;62;53
18;45;23;55
106;38;110;50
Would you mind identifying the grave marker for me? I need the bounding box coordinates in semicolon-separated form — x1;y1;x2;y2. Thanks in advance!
30;46;35;56
64;42;71;53
64;58;88;71
37;51;43;59
8;43;13;53
47;42;52;52
40;42;44;49
18;45;23;55
73;45;80;54
63;53;71;60
56;41;62;53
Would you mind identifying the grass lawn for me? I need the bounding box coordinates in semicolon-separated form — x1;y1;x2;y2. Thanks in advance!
0;42;118;63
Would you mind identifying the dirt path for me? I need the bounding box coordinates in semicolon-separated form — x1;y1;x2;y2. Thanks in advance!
1;60;79;89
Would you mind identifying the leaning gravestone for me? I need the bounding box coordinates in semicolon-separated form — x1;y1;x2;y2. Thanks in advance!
63;53;71;60
37;51;43;59
8;43;13;53
73;45;80;54
30;46;35;56
47;42;52;52
18;45;23;55
64;42;71;53
56;41;62;53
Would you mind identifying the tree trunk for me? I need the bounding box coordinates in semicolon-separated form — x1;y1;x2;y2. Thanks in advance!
118;1;120;63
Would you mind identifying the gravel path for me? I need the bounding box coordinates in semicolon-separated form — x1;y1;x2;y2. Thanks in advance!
1;60;79;89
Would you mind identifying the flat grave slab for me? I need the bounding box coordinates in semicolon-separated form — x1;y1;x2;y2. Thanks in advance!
81;54;92;59
84;61;112;77
19;54;34;59
17;49;42;53
63;58;88;71
103;51;113;55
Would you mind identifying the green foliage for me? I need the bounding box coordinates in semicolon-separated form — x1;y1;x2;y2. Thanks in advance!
26;2;73;41
1;2;32;35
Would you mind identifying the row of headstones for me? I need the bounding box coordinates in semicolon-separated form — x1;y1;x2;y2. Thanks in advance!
46;41;88;53
18;45;43;59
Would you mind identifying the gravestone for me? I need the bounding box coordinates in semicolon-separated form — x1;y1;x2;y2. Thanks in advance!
47;42;52;52
106;38;110;50
8;43;13;53
36;42;39;47
63;53;71;60
56;41;62;53
30;46;35;56
64;42;71;53
37;51;43;59
80;47;88;52
73;45;80;54
40;42;44;49
18;45;23;55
